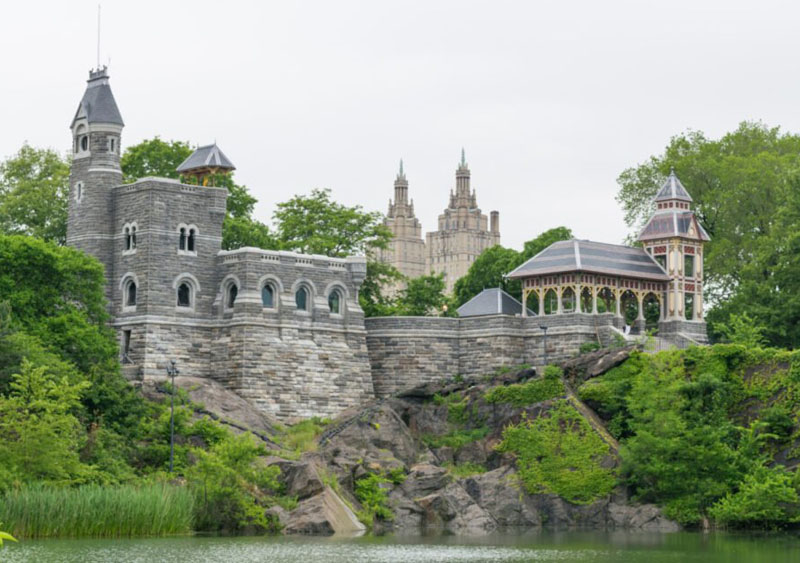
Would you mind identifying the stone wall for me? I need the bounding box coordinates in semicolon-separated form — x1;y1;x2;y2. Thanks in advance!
366;313;613;396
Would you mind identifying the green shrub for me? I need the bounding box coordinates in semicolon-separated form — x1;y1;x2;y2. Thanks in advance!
709;466;800;529
354;473;393;526
275;417;331;457
444;462;487;479
421;427;489;449
579;341;601;354
484;377;564;407
497;400;615;504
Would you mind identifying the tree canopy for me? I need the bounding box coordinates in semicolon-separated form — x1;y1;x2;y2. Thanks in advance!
0;144;69;244
616;121;800;347
274;188;391;257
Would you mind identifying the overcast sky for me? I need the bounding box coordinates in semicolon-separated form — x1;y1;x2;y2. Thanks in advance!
2;1;799;250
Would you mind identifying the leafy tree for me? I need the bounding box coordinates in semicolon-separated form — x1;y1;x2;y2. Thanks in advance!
717;313;767;347
359;261;403;317
395;273;455;316
0;144;69;244
274;188;391;257
616;122;800;347
708;466;800;529
0;235;144;437
453;245;523;306
120;137;193;183
452;227;573;306
0;359;92;485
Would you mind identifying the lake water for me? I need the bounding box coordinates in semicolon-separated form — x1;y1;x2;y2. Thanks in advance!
3;531;800;563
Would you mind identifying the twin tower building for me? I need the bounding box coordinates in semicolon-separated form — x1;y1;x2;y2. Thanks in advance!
377;152;500;293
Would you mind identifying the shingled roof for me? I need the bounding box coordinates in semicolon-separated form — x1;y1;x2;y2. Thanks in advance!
506;240;670;281
177;144;236;173
71;67;124;127
457;288;534;317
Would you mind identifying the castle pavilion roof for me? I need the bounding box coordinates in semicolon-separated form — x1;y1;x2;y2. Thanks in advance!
655;169;693;202
457;288;535;317
177;144;236;174
506;239;670;281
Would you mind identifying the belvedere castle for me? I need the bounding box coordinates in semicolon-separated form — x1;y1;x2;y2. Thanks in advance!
66;68;708;421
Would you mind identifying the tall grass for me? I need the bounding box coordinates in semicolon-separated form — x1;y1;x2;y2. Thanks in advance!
0;483;194;538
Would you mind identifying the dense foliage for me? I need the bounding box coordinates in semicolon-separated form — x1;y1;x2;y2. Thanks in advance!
579;346;800;527
484;366;565;406
0;145;69;245
498;400;616;504
617;122;800;347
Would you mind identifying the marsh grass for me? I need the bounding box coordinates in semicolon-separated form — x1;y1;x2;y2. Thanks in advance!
0;483;194;538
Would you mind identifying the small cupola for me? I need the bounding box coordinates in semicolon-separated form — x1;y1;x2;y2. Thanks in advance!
176;143;236;186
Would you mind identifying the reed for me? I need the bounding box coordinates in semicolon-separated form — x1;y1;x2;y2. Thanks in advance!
0;483;194;538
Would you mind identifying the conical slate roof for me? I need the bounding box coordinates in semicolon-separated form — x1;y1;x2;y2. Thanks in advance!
655;169;692;202
71;67;124;127
457;288;534;317
177;144;236;173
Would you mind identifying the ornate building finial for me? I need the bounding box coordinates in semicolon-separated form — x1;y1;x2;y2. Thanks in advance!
460;147;466;167
399;159;404;176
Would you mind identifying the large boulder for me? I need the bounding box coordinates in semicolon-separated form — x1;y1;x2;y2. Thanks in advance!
278;458;324;500
399;463;451;498
463;467;541;527
608;503;680;531
416;482;497;534
283;486;366;535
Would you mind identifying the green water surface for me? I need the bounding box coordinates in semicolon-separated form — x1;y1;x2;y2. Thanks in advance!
2;531;799;562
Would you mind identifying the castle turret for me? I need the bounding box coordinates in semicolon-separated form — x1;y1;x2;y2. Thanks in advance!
66;66;124;299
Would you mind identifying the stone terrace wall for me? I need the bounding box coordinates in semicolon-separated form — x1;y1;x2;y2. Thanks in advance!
366;314;615;396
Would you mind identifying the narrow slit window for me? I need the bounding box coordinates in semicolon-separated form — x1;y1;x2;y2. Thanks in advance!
262;285;274;308
177;283;191;307
179;228;186;251
187;229;195;252
227;284;238;309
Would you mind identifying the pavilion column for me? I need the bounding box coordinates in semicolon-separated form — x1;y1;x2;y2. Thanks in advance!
522;288;528;317
538;290;544;316
615;289;622;318
637;292;644;321
592;286;598;314
575;285;582;313
557;286;563;314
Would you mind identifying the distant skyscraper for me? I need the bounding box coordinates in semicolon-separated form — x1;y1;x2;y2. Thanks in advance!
426;150;500;293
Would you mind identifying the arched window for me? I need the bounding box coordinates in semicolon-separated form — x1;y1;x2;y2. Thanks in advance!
130;226;137;249
262;284;275;308
124;227;131;250
328;289;342;315
179;228;186;251
126;281;137;307
227;284;238;309
80;135;89;151
187;229;196;252
177;283;191;307
295;286;309;311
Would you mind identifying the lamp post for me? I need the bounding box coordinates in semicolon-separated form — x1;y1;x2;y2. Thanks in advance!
539;325;548;367
167;360;179;473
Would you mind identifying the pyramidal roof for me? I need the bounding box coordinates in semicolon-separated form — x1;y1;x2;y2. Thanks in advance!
457;288;534;317
177;144;236;173
71;67;124;127
655;169;692;202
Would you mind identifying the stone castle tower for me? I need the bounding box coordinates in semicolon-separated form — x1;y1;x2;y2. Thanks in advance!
638;169;710;331
66;66;125;303
376;161;426;293
426;150;500;293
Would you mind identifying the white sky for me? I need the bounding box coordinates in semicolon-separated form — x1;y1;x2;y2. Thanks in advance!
2;0;799;251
